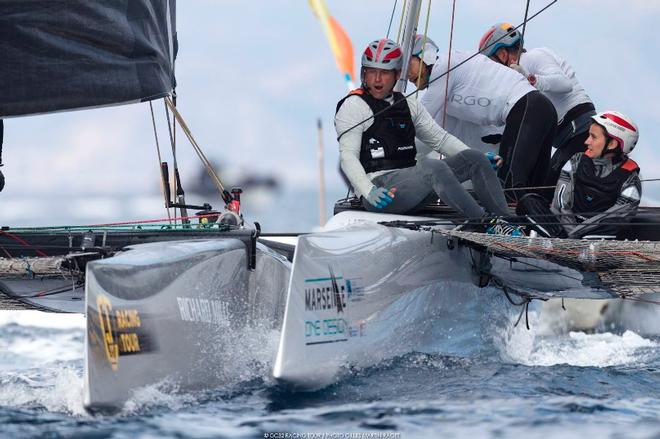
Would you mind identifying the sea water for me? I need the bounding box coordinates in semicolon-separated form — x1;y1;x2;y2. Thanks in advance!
1;190;659;438
1;308;659;438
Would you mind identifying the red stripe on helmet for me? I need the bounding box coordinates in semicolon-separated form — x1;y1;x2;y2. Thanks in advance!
383;47;402;60
479;28;496;51
364;46;373;60
604;113;637;132
374;39;387;62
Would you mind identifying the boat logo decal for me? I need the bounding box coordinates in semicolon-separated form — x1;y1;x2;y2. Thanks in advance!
97;295;119;371
303;265;348;313
301;267;368;345
96;295;145;371
176;297;230;325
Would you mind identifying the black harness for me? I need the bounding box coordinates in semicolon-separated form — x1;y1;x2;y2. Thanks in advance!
573;154;639;216
336;90;416;173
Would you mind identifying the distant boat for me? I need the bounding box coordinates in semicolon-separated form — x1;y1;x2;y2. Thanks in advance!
188;161;281;196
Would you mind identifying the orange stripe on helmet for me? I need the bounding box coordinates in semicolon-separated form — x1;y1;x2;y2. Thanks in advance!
479;28;496;51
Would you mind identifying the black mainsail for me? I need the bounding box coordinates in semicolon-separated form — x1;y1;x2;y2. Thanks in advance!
0;0;177;118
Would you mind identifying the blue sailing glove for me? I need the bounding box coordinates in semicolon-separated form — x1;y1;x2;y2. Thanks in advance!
486;152;502;170
366;186;396;209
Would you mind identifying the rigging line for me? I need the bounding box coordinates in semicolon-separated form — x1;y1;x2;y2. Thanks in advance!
622;296;660;306
0;245;11;258
386;0;399;39
163;99;181;221
493;179;656;192
396;0;408;44
520;0;532;52
441;0;456;128
337;0;558;141
164;97;228;198
497;255;584;282
27;282;85;299
88;213;233;228
149;102;172;223
414;0;433;99
503;184;555;192
0;231;47;257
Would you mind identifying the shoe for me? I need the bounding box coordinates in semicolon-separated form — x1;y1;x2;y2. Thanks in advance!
486;218;525;237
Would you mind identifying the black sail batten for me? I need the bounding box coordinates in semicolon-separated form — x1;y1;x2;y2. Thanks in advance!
0;0;177;118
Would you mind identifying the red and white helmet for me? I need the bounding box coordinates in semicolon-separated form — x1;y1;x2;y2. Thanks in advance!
591;111;639;154
361;39;403;70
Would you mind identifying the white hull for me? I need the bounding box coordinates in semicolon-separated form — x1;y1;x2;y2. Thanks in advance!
272;210;643;390
273;212;489;389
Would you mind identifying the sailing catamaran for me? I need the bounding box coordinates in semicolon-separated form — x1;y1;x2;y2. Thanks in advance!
1;0;660;412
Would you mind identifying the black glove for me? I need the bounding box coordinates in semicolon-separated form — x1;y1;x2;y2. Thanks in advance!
481;134;503;145
0;170;4;193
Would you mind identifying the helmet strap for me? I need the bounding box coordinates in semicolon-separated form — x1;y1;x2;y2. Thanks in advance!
598;136;622;159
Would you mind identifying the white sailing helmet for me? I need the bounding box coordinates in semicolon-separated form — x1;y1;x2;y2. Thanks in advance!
478;22;522;57
412;34;439;66
361;38;403;70
591;111;639;154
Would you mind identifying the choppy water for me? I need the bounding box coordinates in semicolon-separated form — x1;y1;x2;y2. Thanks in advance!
1;305;659;439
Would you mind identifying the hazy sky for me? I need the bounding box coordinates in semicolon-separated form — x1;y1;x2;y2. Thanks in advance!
3;0;660;207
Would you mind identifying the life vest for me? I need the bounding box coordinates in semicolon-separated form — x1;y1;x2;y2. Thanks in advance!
573;155;639;216
336;89;416;173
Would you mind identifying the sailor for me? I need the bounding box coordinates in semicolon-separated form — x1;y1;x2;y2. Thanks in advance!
409;32;557;202
518;111;641;238
335;38;520;234
479;23;596;187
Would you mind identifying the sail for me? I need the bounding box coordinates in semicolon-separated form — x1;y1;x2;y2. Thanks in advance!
0;0;177;118
308;0;355;90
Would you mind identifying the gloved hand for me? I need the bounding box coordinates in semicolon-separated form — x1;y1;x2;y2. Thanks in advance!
366;186;396;209
481;134;503;145
486;152;503;170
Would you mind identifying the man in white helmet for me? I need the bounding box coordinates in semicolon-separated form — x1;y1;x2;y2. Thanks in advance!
334;38;520;234
479;22;596;188
518;111;642;238
409;32;558;202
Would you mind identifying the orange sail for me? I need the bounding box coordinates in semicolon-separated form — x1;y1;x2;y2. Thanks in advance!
308;0;355;90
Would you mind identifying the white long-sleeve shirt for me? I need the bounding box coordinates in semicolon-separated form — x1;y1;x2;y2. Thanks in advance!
334;92;469;198
519;47;592;121
421;51;535;128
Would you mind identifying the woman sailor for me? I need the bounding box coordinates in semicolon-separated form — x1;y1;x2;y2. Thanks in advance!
518;111;642;238
551;111;642;238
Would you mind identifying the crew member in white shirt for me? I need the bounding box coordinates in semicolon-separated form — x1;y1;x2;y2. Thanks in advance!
481;25;597;186
409;33;557;202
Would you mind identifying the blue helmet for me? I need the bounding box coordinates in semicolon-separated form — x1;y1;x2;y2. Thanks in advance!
478;23;522;57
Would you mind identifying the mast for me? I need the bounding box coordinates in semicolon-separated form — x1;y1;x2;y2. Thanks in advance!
394;0;422;93
317;118;326;227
